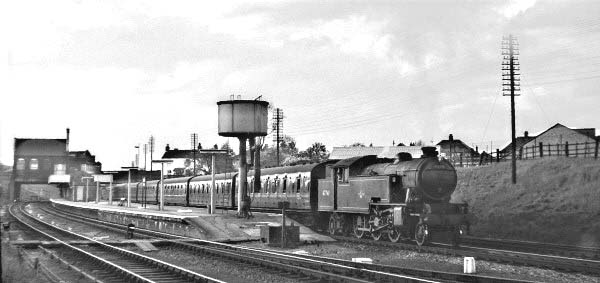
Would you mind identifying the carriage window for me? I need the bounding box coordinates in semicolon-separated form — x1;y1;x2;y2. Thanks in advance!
264;178;269;193
273;177;279;193
296;175;301;193
282;176;287;193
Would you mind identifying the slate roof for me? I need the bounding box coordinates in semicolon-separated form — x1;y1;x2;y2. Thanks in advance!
501;123;597;152
436;139;473;151
501;136;537;153
14;138;67;156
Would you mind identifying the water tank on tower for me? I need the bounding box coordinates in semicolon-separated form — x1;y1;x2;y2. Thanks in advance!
217;98;269;217
217;100;269;137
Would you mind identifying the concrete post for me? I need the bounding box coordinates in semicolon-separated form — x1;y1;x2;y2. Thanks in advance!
127;170;131;207
238;137;247;215
210;154;216;214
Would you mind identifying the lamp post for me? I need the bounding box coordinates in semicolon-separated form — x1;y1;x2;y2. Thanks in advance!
121;166;137;208
81;176;93;202
152;160;172;211
199;149;228;214
135;145;140;169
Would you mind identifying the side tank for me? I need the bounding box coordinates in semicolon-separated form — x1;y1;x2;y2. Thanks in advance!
360;149;457;201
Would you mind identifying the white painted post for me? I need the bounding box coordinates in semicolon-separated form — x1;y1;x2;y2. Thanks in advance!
464;257;476;274
160;163;164;211
95;181;99;203
85;178;90;202
127;170;131;207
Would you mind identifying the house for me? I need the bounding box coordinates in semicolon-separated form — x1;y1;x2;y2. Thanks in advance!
500;131;537;159
436;134;475;160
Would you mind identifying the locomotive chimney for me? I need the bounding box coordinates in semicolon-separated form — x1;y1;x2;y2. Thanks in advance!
165;144;170;151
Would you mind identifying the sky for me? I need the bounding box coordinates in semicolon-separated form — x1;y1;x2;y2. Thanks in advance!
1;0;599;170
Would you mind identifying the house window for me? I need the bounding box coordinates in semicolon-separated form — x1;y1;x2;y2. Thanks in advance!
42;159;51;170
54;164;66;175
30;159;39;170
16;158;25;170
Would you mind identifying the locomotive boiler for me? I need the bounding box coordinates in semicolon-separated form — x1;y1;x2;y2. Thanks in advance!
318;147;468;245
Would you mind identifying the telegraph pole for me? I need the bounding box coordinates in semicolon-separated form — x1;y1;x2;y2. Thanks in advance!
272;108;284;166
191;133;198;176
502;35;521;184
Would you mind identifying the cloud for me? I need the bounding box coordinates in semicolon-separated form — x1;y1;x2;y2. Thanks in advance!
289;15;393;59
496;0;537;18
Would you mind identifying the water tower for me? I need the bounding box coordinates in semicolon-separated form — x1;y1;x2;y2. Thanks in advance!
217;98;269;216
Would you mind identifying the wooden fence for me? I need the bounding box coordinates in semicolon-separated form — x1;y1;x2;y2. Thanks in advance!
448;140;599;167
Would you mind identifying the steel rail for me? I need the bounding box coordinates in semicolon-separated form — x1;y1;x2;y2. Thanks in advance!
43;202;438;282
462;236;600;259
332;235;600;275
45;202;522;282
10;202;225;283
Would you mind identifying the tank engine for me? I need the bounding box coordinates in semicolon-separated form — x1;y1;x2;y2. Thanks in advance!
318;147;468;245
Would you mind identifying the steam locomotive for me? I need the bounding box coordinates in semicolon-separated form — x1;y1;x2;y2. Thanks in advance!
112;146;469;245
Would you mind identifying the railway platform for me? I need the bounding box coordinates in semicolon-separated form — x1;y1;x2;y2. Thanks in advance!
49;199;332;244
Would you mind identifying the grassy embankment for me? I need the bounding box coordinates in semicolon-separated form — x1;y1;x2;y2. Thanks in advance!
451;157;600;247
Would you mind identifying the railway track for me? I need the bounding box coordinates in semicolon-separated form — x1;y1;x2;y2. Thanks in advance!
9;202;224;283
462;236;600;260
331;235;600;275
43;202;529;282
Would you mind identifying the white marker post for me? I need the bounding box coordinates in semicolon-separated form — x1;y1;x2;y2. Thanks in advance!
81;177;93;202
198;149;228;214
152;160;172;211
93;174;113;204
121;167;137;207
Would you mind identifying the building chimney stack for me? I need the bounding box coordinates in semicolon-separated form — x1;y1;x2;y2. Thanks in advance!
449;134;454;141
165;144;170;151
524;131;529;138
66;128;70;152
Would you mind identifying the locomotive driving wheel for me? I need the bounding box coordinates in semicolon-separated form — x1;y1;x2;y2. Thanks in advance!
328;214;337;235
415;223;429;246
369;214;382;241
353;215;367;238
388;227;404;243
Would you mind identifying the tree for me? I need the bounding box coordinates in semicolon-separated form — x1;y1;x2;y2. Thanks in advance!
350;142;365;147
298;142;329;162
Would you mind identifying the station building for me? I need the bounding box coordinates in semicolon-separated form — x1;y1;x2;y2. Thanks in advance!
10;129;103;201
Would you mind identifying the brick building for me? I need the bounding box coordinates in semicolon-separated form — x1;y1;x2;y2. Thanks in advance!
10;129;105;201
519;123;597;158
